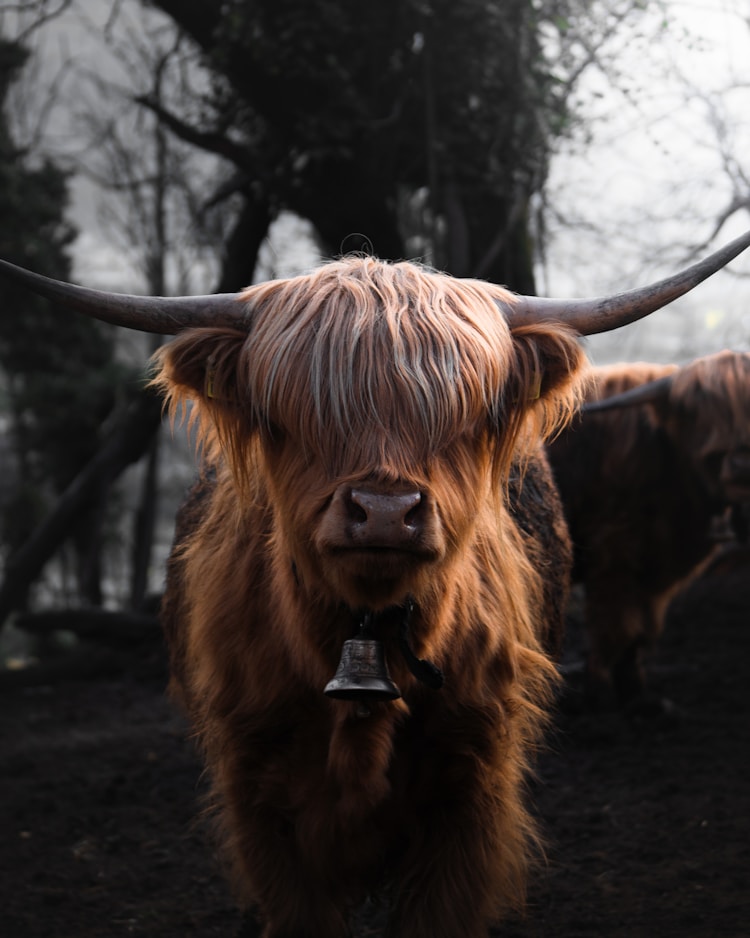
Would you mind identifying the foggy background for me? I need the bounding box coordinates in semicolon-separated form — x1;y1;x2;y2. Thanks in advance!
0;0;748;619
6;0;746;361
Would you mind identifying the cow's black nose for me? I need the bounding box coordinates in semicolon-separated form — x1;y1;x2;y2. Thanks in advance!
348;488;424;544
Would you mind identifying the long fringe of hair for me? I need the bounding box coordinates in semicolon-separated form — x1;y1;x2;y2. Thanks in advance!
152;255;586;496
671;350;750;458
585;351;750;462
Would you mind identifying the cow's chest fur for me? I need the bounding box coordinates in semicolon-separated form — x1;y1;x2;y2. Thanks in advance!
228;691;486;877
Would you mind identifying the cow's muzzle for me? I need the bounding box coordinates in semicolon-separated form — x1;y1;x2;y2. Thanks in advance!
318;481;442;561
346;486;425;548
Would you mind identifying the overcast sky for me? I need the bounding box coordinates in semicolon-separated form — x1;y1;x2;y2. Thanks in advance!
4;0;750;364
542;0;750;361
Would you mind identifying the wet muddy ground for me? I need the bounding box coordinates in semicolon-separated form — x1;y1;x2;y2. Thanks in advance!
1;549;748;937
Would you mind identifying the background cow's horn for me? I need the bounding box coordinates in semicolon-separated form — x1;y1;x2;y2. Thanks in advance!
507;229;750;335
583;375;674;413
0;259;248;334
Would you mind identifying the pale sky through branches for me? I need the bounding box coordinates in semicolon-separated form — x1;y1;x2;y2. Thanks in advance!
4;0;750;363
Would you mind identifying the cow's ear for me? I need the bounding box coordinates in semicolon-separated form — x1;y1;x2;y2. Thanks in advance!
509;323;585;400
153;329;260;486
152;328;248;407
507;324;586;440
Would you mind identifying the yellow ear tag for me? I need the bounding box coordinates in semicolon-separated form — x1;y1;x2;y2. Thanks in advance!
205;365;216;400
529;370;542;401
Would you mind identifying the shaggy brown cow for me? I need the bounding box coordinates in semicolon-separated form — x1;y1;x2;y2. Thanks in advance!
548;349;750;708
1;232;748;937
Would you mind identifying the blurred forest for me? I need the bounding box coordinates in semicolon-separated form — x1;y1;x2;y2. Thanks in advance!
0;0;748;672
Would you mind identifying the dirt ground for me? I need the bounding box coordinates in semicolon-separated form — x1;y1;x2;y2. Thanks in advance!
1;549;748;938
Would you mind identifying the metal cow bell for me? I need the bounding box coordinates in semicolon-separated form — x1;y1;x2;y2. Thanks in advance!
324;614;401;702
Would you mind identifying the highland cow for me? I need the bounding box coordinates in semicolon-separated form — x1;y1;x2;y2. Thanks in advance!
548;350;750;708
1;231;748;937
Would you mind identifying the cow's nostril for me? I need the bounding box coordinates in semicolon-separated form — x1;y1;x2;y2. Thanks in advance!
404;497;423;528
348;496;368;524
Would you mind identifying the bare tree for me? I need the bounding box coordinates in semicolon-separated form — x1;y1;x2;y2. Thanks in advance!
72;13;232;610
0;0;74;44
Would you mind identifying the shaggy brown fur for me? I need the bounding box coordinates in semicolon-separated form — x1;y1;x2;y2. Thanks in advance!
548;350;750;707
157;257;585;937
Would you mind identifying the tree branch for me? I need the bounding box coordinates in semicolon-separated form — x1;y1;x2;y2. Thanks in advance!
134;94;253;170
2;0;74;44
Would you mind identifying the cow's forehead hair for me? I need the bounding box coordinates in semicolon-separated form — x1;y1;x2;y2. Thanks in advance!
673;350;750;448
237;256;520;463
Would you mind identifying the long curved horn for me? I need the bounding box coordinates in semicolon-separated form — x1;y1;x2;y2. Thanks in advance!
583;375;674;413
508;229;750;335
0;259;248;334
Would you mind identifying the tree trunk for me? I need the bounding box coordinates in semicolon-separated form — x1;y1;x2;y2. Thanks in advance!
16;607;160;646
129;433;160;612
0;391;163;629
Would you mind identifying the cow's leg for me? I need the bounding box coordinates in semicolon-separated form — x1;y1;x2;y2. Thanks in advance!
258;909;351;938
611;640;646;704
236;909;263;938
229;825;353;938
234;855;352;938
588;586;675;708
584;590;643;709
387;873;494;938
385;723;529;938
615;590;675;712
213;773;353;938
385;801;518;936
